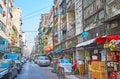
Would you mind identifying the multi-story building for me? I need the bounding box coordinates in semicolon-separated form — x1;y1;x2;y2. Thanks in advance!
0;0;23;54
46;6;54;50
104;0;120;35
34;35;39;53
37;14;49;54
53;0;77;50
20;32;27;55
5;0;14;42
41;14;49;28
66;0;76;49
42;0;120;78
53;0;59;49
75;0;106;74
12;7;22;47
0;0;13;53
75;0;83;43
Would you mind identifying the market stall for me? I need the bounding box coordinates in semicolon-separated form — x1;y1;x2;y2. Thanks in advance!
104;40;120;79
94;35;120;79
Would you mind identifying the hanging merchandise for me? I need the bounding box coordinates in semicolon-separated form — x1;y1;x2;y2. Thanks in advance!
86;51;91;61
101;50;106;61
109;40;120;51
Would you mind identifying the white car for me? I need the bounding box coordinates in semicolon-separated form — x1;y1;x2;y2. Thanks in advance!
37;56;50;66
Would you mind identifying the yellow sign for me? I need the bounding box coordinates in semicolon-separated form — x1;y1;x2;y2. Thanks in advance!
104;44;109;48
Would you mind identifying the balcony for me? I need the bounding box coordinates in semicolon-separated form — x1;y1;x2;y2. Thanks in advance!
0;21;6;33
66;0;75;11
67;28;75;40
61;22;66;29
0;44;5;52
59;0;64;6
106;0;115;5
61;8;66;16
61;34;67;42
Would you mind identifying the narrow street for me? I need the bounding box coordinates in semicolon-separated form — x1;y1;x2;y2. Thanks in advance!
16;62;58;79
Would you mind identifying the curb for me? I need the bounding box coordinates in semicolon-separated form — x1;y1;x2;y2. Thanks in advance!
65;75;79;79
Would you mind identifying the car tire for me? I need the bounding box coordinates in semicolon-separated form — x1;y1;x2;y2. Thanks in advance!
18;70;21;74
6;73;12;79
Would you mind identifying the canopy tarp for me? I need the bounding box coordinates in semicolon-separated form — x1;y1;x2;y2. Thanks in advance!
44;45;53;55
7;53;19;60
54;49;63;53
95;35;120;43
76;38;96;47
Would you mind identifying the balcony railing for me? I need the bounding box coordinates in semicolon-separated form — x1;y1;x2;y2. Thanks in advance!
0;21;6;33
66;0;74;10
59;0;64;6
67;28;75;39
61;34;67;42
0;44;5;52
61;22;67;29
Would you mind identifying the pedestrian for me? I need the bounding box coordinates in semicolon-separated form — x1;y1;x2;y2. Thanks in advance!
77;59;84;76
73;59;77;71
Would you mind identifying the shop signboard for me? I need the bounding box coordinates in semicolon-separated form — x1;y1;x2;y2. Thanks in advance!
104;44;109;48
94;49;98;54
81;31;89;38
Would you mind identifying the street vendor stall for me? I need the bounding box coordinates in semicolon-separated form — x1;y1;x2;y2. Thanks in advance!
93;35;120;79
104;40;120;79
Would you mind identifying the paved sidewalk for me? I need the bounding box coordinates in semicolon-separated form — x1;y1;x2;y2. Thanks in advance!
66;75;79;79
75;75;90;79
65;75;90;79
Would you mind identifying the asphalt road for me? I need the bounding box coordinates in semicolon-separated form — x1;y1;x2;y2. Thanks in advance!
16;61;58;79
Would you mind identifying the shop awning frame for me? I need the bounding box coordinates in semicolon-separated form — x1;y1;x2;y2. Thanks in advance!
54;49;63;53
95;35;120;43
76;38;96;48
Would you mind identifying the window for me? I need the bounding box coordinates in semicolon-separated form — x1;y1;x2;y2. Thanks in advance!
8;7;12;13
8;0;10;3
0;5;3;14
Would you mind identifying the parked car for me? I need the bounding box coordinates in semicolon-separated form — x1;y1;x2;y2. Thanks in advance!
15;60;22;73
3;53;21;75
7;60;18;79
34;57;39;64
21;57;27;65
0;59;10;79
37;56;50;66
0;59;18;79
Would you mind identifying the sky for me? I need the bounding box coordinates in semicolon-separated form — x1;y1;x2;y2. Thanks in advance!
14;0;53;53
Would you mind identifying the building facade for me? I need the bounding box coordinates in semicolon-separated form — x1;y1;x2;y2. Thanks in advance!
0;0;14;53
37;14;50;54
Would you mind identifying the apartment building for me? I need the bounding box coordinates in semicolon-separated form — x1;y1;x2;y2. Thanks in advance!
12;7;22;47
0;0;13;53
37;14;49;54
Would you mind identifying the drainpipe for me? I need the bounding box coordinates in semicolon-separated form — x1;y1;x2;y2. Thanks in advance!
104;0;109;79
81;0;86;75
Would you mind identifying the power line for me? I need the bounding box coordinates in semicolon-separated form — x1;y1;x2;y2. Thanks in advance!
22;10;50;20
23;5;52;18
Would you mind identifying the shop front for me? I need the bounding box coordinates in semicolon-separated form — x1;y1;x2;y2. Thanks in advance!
76;38;99;76
62;47;76;64
94;35;120;79
76;35;120;79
